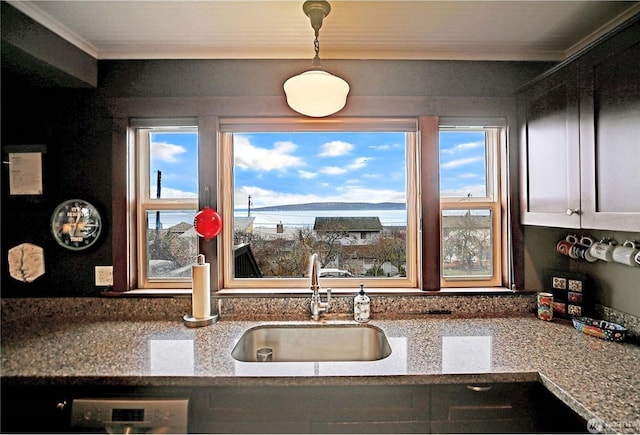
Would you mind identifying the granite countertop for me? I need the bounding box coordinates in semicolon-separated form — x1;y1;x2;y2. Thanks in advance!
2;315;639;434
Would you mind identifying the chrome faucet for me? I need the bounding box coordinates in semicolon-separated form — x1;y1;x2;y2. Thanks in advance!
309;253;331;321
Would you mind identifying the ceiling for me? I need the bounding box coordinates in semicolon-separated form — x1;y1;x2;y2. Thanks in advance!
8;1;640;61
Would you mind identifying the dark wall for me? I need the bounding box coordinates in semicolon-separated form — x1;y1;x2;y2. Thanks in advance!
96;58;551;98
1;85;111;296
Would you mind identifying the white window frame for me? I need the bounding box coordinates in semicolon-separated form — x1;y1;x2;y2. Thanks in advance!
134;123;198;289
439;126;504;287
218;117;420;291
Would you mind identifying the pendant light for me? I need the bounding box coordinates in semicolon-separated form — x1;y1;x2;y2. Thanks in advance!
284;0;349;117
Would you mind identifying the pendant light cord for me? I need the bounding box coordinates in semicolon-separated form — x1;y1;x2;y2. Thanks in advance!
313;34;321;66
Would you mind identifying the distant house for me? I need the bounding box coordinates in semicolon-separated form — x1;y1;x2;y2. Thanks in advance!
313;216;383;245
168;221;193;235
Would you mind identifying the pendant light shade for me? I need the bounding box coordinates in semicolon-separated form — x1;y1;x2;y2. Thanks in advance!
284;0;349;117
284;69;350;118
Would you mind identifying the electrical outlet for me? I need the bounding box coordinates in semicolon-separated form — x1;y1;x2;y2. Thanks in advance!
95;266;113;286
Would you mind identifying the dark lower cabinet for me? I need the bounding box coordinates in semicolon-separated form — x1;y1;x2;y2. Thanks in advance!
0;381;588;434
189;385;430;434
430;382;587;434
529;383;589;433
1;386;73;433
431;383;536;433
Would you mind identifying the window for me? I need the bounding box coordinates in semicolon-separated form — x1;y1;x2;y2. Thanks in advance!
134;121;199;289
439;127;503;287
219;118;420;290
127;117;507;292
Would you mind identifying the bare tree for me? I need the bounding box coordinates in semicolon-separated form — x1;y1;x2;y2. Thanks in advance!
443;211;491;274
311;222;352;268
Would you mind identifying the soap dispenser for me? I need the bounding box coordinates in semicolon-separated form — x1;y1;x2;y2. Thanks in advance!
354;283;370;323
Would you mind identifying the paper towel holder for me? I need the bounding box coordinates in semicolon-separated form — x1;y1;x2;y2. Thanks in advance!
183;313;218;328
184;251;219;328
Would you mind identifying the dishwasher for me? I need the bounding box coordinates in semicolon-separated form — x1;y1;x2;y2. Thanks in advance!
70;398;189;433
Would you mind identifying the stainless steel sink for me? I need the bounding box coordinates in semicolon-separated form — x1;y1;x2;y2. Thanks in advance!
231;323;392;362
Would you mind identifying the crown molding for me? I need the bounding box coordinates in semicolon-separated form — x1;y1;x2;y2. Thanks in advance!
6;0;99;59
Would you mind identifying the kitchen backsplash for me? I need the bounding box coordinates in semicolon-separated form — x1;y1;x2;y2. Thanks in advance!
2;295;638;342
1;294;534;323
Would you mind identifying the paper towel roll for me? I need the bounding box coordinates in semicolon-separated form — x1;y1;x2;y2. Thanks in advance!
192;254;211;319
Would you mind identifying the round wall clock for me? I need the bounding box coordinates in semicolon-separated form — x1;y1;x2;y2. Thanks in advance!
50;199;103;251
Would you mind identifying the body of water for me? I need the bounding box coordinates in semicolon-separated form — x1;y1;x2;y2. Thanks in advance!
237;209;407;228
150;209;407;230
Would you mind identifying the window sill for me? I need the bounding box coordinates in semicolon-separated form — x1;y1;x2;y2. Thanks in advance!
103;287;530;298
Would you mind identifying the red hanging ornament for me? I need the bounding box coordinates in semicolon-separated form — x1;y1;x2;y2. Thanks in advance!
194;207;223;240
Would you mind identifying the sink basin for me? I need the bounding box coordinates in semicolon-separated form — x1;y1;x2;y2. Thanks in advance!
231;324;392;362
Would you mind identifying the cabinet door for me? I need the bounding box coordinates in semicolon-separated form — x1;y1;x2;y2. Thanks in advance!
1;385;73;433
518;63;581;228
430;383;536;434
190;385;430;434
579;20;640;231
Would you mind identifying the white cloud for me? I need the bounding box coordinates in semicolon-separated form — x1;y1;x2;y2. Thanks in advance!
347;157;369;170
369;143;402;151
235;137;305;171
441;141;484;154
338;187;406;203
158;187;198;198
235;186;325;208
320;166;347;175
151;141;187;163
362;173;383;179
441;156;483;169
458;172;480;179
319;140;354;157
298;170;317;179
440;184;486;197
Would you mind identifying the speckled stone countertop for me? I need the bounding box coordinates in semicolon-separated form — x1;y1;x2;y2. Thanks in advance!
2;312;639;434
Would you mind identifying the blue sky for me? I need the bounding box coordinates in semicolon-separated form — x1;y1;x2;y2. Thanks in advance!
150;131;198;199
439;130;487;198
233;132;406;209
149;130;487;207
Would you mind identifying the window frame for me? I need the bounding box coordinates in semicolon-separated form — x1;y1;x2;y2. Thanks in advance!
133;120;199;289
114;114;512;293
439;126;504;288
218;117;421;291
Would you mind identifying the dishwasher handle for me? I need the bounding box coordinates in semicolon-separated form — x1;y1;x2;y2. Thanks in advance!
105;423;164;434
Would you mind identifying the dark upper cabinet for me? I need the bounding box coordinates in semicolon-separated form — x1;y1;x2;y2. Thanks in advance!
518;63;581;228
518;18;640;231
578;20;640;231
